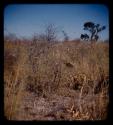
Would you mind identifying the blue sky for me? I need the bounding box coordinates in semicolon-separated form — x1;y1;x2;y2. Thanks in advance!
4;4;109;41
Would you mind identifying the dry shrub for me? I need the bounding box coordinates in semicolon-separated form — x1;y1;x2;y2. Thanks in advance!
25;41;62;97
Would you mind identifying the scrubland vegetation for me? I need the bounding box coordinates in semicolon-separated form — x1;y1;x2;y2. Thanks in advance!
4;37;109;120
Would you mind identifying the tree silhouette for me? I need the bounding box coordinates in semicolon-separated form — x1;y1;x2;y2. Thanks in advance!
45;24;57;42
81;22;106;41
80;34;89;41
62;30;69;41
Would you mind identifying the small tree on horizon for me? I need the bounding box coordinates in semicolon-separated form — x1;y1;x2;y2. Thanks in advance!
81;22;106;42
31;24;58;42
62;30;69;41
45;24;57;42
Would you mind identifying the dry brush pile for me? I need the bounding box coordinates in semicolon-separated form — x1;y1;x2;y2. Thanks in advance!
4;39;109;120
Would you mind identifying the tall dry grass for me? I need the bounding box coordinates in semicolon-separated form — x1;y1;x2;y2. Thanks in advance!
4;39;109;120
4;41;29;119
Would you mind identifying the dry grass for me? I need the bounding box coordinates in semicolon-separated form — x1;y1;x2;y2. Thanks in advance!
4;39;109;120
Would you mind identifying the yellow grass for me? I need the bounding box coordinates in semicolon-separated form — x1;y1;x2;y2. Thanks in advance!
4;39;109;120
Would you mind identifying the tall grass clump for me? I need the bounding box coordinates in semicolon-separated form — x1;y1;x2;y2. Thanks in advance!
4;40;29;120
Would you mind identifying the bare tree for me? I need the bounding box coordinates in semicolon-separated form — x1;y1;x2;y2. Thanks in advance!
62;30;69;41
45;24;57;42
